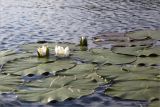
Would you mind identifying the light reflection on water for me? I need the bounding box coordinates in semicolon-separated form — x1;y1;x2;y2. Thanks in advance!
0;0;160;50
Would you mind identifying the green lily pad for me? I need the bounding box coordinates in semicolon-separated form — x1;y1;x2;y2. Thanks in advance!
58;64;95;76
148;30;160;40
127;30;151;40
126;30;160;40
97;65;160;81
106;80;160;101
135;56;160;66
0;51;32;65
16;76;102;103
138;46;160;56
149;101;160;107
0;50;16;57
0;75;21;92
97;64;160;105
0;41;159;104
2;57;76;76
112;46;160;57
122;65;160;75
102;65;160;106
91;48;137;64
93;32;154;47
72;51;107;64
112;46;147;56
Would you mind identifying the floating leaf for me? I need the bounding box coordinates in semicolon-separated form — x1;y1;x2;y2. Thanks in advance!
122;65;160;75
0;51;32;65
135;56;160;66
126;30;151;40
112;46;147;56
101;65;160;105
0;75;21;92
2;57;76;76
91;48;137;64
16;76;102;103
0;41;159;105
139;46;160;56
106;80;160;101
149;101;160;107
126;30;160;40
58;64;95;76
72;51;107;64
112;46;160;57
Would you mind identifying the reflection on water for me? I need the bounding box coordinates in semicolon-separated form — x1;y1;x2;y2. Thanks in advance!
0;0;160;106
0;0;160;50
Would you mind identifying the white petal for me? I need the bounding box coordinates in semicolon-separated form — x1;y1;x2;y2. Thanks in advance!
82;36;84;41
64;47;70;56
55;45;70;57
37;48;43;56
42;46;47;55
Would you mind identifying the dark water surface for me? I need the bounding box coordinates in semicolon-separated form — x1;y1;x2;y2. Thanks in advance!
0;0;160;50
0;0;160;107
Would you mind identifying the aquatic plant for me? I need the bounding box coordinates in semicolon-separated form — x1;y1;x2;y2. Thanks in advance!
80;36;88;47
79;36;88;51
37;45;49;57
0;30;159;107
55;45;70;57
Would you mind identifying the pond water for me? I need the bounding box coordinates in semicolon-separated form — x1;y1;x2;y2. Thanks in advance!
0;0;160;50
0;0;160;107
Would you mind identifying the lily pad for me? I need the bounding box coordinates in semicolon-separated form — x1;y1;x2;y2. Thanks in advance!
135;56;160;66
58;64;95;76
93;32;154;47
122;65;160;75
126;30;160;40
106;80;160;101
101;65;160;107
96;63;160;106
112;46;160;57
16;76;102;103
0;51;32;65
149;101;160;107
2;57;76;76
97;65;160;81
0;75;21;92
112;46;148;56
0;41;159;105
72;51;107;64
91;48;137;64
139;46;160;56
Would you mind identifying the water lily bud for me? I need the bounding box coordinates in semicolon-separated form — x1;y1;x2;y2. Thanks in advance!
55;45;70;57
37;45;49;57
80;36;88;47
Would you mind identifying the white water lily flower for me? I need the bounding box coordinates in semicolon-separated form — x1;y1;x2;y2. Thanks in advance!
37;45;49;57
55;45;70;57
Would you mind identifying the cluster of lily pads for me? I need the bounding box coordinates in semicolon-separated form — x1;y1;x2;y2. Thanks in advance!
0;30;160;107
